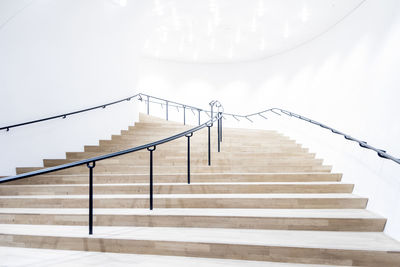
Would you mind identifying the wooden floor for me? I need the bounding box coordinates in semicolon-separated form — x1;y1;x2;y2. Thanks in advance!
0;113;399;266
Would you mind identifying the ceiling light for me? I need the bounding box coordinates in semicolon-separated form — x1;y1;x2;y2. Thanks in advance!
154;48;160;58
257;0;265;17
207;20;214;36
251;16;257;32
193;50;199;61
259;38;265;51
188;32;194;43
300;5;310;22
144;40;150;50
228;46;234;59
235;28;241;43
153;0;164;16
284;22;290;38
171;7;181;30
210;38;216;51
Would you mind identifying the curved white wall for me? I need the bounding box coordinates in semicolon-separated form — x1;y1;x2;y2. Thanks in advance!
0;0;143;175
136;0;400;240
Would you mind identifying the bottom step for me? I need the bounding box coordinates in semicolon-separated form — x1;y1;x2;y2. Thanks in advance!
0;246;343;267
0;225;399;266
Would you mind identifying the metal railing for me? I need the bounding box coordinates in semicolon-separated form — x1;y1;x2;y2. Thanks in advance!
0;93;216;132
223;108;400;165
0;96;224;235
0;91;398;236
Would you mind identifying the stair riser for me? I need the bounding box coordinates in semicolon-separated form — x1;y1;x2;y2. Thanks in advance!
0;184;354;195
0;198;367;209
0;234;397;266
84;146;307;153
103;139;295;146
122;129;281;136
43;159;324;167
16;165;332;175
5;173;342;185
0;214;385;231
66;152;316;160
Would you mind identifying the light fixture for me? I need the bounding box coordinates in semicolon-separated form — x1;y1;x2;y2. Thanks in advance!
193;50;199;61
235;28;241;43
210;38;216;51
153;0;164;16
257;0;264;17
144;40;150;50
284;22;290;38
228;45;234;59
179;37;185;53
207;20;214;36
300;5;310;22
251;16;257;32
259;38;265;51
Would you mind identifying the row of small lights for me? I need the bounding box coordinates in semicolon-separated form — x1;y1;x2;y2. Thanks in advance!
146;0;311;60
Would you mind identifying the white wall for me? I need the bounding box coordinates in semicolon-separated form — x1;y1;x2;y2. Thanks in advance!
136;0;400;240
0;0;144;175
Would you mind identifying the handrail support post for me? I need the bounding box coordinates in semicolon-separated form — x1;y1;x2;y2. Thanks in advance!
147;96;150;115
198;109;201;126
183;105;186;125
166;101;169;121
217;115;220;153
87;161;96;235
207;124;212;165
186;133;193;184
147;146;156;210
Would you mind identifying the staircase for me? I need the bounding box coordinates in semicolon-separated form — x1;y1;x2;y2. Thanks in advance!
0;113;399;266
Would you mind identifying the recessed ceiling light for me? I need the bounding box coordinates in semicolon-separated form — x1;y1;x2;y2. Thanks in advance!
235;28;241;43
300;5;310;22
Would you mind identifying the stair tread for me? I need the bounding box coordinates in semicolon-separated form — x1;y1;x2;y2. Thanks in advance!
1;224;399;252
0;182;351;187
0;208;384;218
0;246;344;267
0;193;364;199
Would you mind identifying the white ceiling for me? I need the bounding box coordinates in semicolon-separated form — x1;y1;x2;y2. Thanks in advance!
0;0;366;64
138;0;365;63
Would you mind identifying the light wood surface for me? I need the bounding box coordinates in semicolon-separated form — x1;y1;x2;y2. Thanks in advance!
0;113;399;266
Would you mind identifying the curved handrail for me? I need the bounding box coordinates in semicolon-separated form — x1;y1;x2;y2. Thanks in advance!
0;112;223;184
0;93;211;131
2;90;397;165
221;108;400;165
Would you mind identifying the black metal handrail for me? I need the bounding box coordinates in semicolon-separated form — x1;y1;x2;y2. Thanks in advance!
222;108;400;165
0;93;215;131
0;102;224;234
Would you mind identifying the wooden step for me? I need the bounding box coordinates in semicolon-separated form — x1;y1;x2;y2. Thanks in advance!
42;158;324;167
4;173;343;185
0;194;367;208
0;182;354;195
16;165;333;175
0;225;399;266
83;145;309;153
65;151;317;160
0;208;385;231
0;246;350;267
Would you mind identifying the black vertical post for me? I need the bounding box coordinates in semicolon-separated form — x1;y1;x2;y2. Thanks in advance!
198;109;201;126
147;96;150;115
166;101;169;121
217;116;220;153
186;133;193;184
87;161;96;235
220;113;223;142
183;106;186;125
147;146;156;210
207;124;212;166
